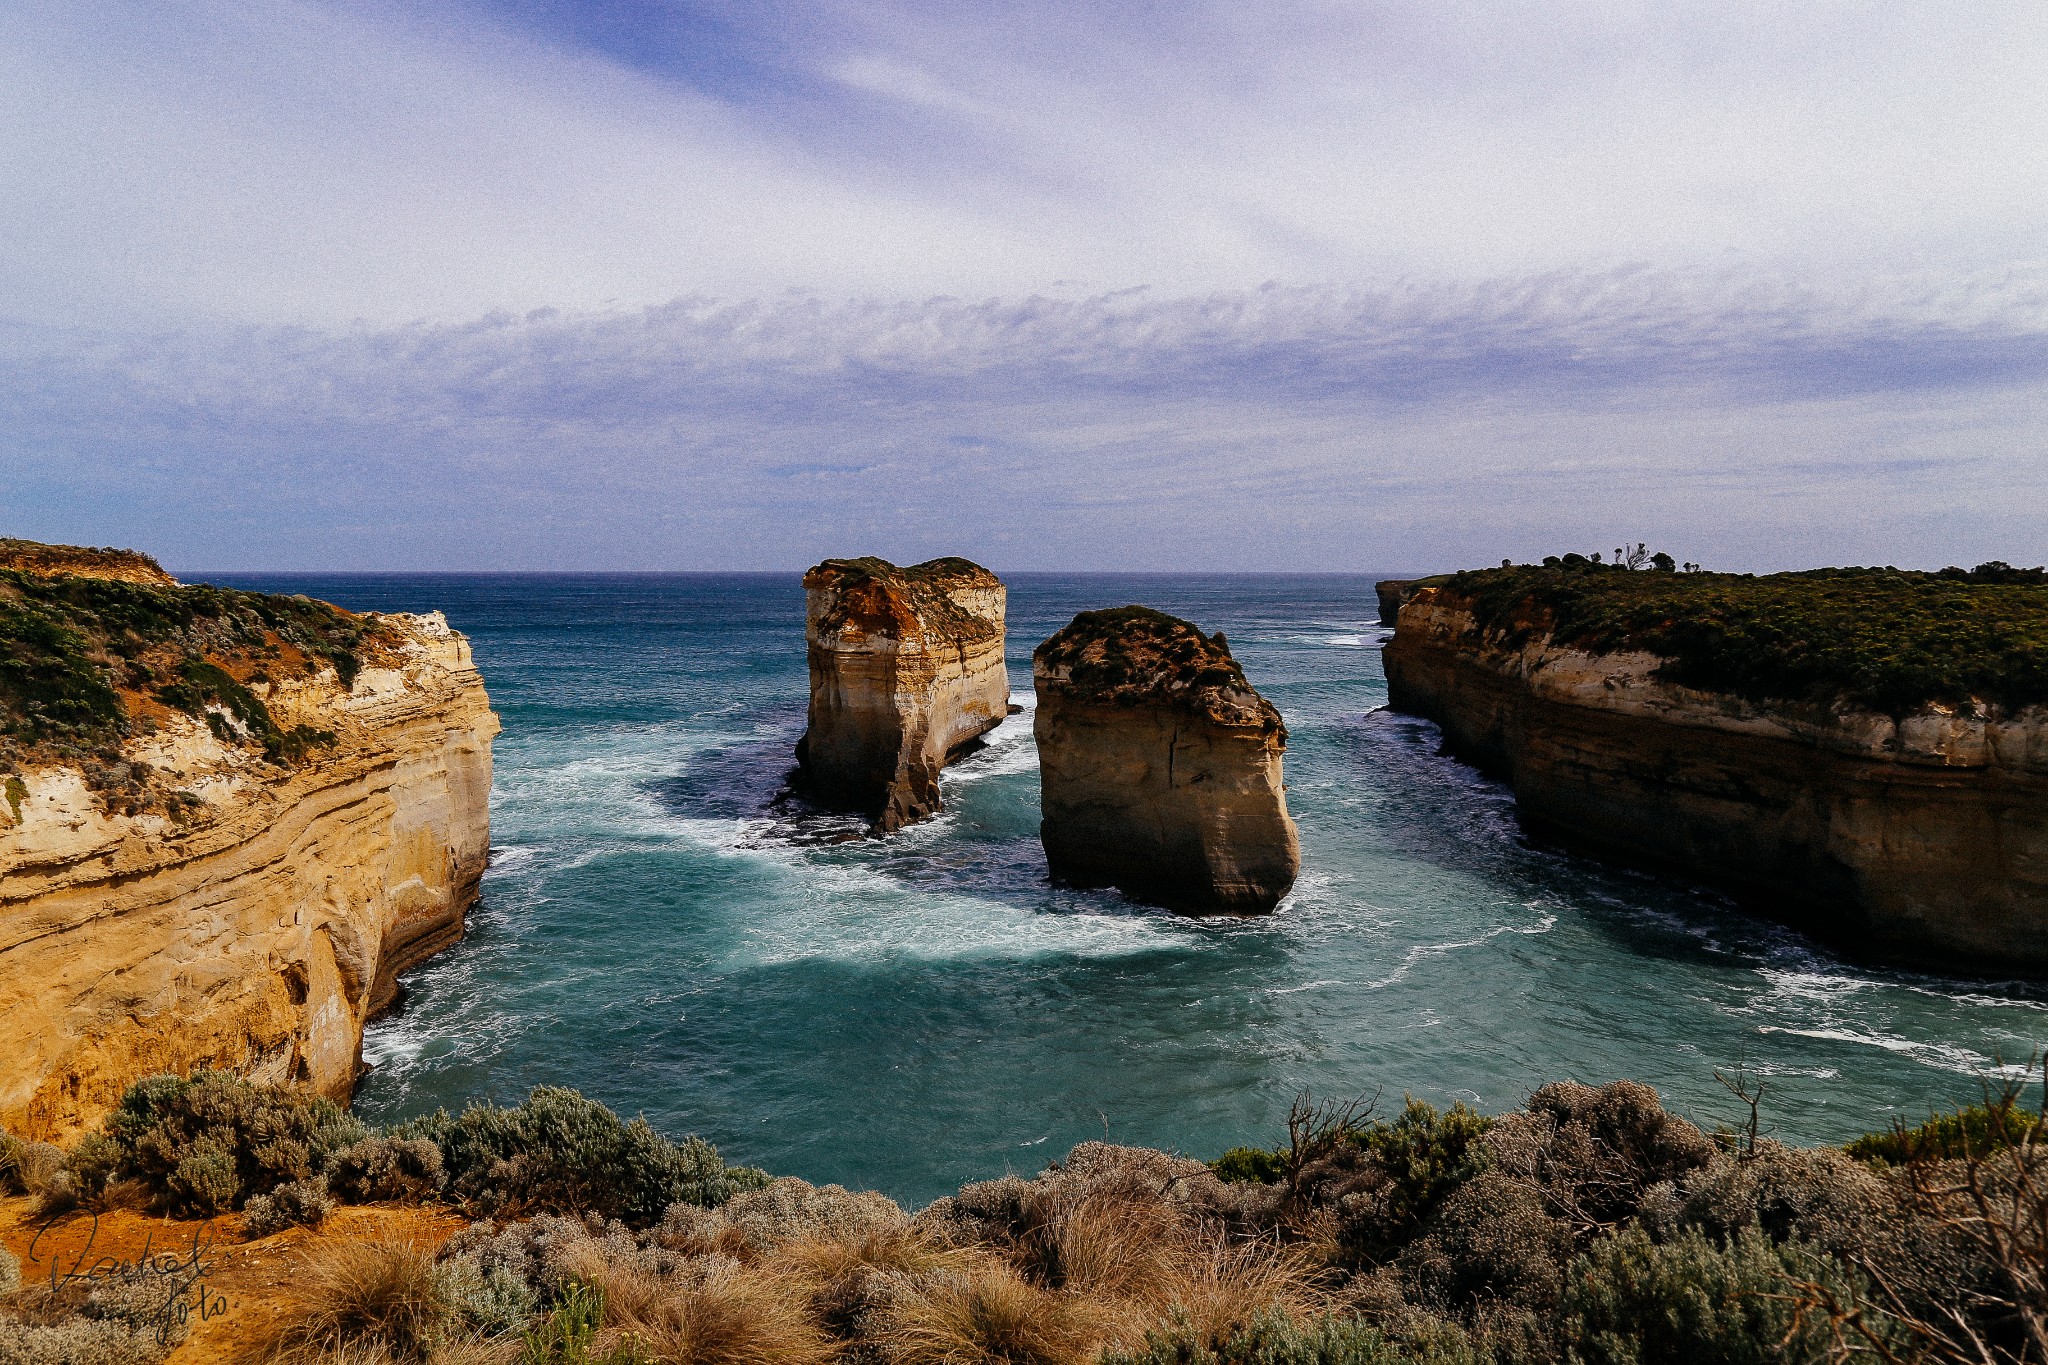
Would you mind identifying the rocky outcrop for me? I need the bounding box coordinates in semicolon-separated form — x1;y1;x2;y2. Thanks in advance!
1376;580;1419;625
1385;584;2048;969
0;567;497;1140
795;557;1010;832
1034;607;1299;914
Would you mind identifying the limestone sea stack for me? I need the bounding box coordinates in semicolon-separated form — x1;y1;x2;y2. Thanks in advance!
796;556;1010;832
0;541;497;1139
1034;607;1300;913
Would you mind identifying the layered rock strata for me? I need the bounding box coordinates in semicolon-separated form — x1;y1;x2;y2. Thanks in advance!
1034;607;1299;913
0;564;496;1140
1385;584;2048;969
796;557;1010;832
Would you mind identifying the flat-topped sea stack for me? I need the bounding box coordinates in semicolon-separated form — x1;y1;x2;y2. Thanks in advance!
1034;607;1299;913
0;540;498;1139
1384;561;2048;970
796;556;1010;832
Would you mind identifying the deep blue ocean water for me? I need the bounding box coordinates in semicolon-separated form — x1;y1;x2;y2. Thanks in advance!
212;572;2048;1205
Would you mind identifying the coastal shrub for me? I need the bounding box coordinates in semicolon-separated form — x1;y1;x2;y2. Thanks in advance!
407;1087;768;1226
1649;1139;1893;1255
1441;562;2048;714
244;1178;338;1237
1846;1098;2044;1165
436;1256;538;1338
87;1070;369;1215
1289;1100;1493;1268
0;560;370;778
0;1136;66;1200
1560;1225;1889;1365
327;1136;448;1204
1211;1147;1286;1186
1104;1308;1481;1365
0;1313;170;1365
269;1238;453;1364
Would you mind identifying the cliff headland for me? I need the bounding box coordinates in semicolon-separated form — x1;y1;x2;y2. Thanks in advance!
0;541;497;1139
1383;561;2048;969
796;556;1010;832
1035;606;1299;913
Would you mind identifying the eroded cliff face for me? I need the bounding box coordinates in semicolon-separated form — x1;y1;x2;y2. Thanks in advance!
1034;607;1299;914
1385;586;2048;968
796;557;1010;832
0;605;497;1141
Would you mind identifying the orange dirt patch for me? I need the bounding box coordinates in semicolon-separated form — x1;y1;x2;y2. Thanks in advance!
0;1196;469;1364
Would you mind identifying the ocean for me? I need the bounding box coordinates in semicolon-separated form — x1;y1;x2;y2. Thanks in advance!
213;572;2048;1206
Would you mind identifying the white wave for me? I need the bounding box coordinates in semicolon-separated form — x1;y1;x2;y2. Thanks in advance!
1755;1025;2031;1077
1360;913;1559;991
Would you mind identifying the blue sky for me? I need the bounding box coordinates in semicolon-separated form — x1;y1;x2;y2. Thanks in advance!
2;1;2044;571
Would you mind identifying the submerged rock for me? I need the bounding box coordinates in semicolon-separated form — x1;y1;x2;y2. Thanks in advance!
796;556;1010;832
1033;606;1299;913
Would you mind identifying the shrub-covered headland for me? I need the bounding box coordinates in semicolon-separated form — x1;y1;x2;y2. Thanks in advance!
6;1074;2047;1364
0;556;380;813
1435;560;2048;716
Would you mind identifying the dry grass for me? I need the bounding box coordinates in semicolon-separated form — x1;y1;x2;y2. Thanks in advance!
874;1258;1104;1365
263;1238;452;1364
597;1260;838;1365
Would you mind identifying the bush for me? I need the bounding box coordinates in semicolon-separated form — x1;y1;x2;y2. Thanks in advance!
436;1255;539;1338
1210;1148;1286;1186
0;1243;17;1294
88;1070;368;1216
406;1087;768;1227
1106;1308;1481;1365
1;1134;69;1202
327;1136;448;1204
244;1178;337;1237
0;1313;169;1365
1561;1225;1892;1365
1439;563;2048;715
1846;1099;2043;1165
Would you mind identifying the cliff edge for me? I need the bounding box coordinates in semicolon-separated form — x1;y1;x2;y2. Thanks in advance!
1034;606;1299;913
796;556;1010;832
0;545;498;1139
1384;563;2048;969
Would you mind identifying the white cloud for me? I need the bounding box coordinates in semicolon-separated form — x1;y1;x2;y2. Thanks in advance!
3;267;2044;572
1;2;2043;326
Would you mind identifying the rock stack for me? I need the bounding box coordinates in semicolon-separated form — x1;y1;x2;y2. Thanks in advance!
796;556;1011;832
1034;606;1299;913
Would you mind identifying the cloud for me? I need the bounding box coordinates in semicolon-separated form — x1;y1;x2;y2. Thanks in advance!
2;2;2044;325
3;266;2045;572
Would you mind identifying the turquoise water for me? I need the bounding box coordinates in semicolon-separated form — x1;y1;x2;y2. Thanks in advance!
216;573;2048;1206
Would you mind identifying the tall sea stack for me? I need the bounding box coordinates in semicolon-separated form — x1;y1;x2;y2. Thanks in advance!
1034;606;1299;913
796;556;1010;832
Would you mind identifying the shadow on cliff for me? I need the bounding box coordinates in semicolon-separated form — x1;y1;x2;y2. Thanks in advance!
1339;706;1914;980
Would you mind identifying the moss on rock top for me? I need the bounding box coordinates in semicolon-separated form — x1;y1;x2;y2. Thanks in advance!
1436;560;2048;716
1035;605;1284;733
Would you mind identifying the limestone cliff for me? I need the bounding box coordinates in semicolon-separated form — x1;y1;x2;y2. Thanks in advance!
1034;607;1299;914
0;550;497;1139
796;556;1010;832
1385;579;2048;969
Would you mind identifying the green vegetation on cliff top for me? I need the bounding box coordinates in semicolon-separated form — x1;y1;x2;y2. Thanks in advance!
1441;561;2048;715
0;558;372;780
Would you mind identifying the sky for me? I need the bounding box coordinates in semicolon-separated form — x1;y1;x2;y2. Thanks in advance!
2;0;2045;572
